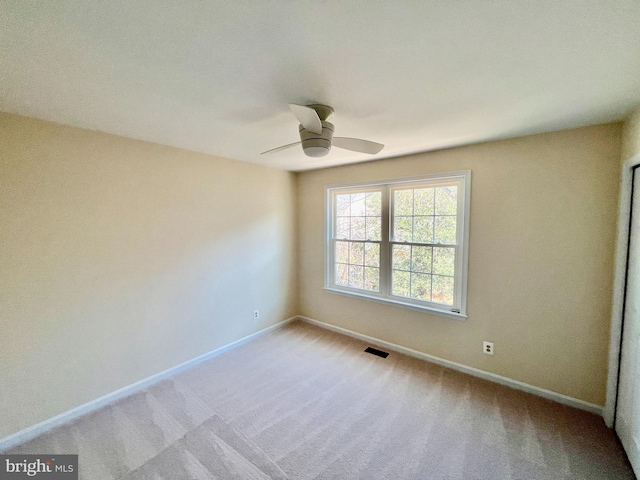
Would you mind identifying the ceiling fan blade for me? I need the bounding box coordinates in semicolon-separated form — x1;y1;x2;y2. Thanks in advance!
333;137;384;155
260;141;301;155
289;104;322;134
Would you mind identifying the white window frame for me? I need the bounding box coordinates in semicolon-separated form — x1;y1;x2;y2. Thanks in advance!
324;171;471;320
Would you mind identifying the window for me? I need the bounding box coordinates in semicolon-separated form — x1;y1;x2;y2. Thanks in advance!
325;171;470;318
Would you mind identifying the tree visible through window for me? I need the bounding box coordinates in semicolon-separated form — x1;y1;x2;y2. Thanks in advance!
391;185;457;305
334;191;381;291
326;172;470;317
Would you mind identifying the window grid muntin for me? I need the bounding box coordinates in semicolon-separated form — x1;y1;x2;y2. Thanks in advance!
335;191;382;241
390;243;456;305
330;187;383;294
391;184;459;245
389;180;461;308
327;173;469;315
334;239;381;292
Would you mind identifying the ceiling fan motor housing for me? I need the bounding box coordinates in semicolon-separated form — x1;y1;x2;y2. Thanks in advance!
299;121;334;157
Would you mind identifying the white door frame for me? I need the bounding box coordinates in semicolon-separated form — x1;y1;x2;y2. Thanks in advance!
605;152;640;427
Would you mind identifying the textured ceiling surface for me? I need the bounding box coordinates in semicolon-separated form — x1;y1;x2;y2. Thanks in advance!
2;1;640;171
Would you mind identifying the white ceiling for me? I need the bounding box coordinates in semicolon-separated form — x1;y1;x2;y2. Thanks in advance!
2;1;640;171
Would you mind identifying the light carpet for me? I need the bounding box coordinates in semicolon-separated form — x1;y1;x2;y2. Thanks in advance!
5;320;634;479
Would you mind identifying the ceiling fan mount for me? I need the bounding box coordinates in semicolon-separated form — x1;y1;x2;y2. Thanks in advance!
261;104;384;158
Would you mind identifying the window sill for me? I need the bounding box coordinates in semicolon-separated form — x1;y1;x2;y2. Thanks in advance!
323;287;468;321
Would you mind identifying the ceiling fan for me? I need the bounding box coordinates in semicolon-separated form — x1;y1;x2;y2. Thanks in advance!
261;104;384;158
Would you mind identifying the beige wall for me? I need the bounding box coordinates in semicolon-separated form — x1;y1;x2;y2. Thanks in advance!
622;107;640;162
0;113;298;439
297;124;621;406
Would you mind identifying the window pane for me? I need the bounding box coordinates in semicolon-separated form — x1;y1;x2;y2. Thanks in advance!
364;243;380;267
351;193;366;216
336;217;350;239
412;246;432;273
434;216;457;244
349;265;364;289
413;216;434;243
366;216;381;241
335;241;349;263
394;216;412;242
395;189;413;215
333;190;382;293
432;275;454;305
336;263;349;286
337;194;350;216
330;176;466;311
349;242;364;265
351;216;366;240
335;191;382;245
364;267;380;291
392;270;410;297
392;244;411;271
414;188;435;215
411;273;431;301
433;247;455;276
365;192;381;216
336;240;379;290
435;186;457;215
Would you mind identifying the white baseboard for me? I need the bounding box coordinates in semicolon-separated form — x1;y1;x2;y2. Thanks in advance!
1;313;604;452
298;315;603;416
0;317;297;452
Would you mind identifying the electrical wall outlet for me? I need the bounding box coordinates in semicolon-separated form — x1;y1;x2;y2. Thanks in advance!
483;341;494;355
253;310;260;319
